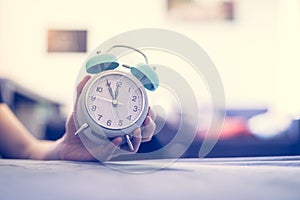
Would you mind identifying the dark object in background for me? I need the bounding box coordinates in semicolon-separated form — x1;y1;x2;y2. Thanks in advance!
44;105;66;141
0;78;66;140
138;108;300;159
44;117;66;140
185;109;300;158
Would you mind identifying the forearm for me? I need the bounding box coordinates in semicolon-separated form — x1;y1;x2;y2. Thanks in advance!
0;103;62;160
28;138;63;160
0;104;35;158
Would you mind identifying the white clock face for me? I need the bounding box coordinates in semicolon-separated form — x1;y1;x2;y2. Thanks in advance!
85;71;146;130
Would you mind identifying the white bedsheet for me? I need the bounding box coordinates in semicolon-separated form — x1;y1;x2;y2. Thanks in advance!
1;156;300;200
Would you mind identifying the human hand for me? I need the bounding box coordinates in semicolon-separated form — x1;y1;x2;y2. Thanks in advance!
54;76;156;161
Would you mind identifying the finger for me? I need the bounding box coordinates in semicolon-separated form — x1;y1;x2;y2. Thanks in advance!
77;76;91;99
74;75;91;114
146;107;156;122
98;137;122;161
131;128;142;152
141;116;156;142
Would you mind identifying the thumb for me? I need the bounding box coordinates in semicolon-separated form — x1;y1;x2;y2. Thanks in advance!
98;137;123;161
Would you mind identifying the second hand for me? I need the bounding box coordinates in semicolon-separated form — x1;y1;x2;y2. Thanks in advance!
95;96;124;105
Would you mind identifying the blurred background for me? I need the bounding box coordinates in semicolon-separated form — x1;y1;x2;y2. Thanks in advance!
0;0;300;158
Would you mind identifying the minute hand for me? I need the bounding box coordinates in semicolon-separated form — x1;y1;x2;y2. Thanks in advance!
106;79;115;99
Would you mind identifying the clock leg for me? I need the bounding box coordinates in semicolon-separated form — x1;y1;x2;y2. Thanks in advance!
74;123;89;136
125;134;134;151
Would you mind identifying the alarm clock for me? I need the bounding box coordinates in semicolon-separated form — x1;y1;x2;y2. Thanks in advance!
74;45;159;150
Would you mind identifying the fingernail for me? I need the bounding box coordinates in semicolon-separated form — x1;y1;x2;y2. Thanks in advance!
113;137;123;146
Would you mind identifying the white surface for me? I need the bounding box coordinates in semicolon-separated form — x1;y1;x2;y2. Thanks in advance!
1;157;300;200
0;0;289;110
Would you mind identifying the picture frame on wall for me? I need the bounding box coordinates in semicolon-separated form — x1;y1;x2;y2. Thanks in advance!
47;29;87;53
167;0;235;22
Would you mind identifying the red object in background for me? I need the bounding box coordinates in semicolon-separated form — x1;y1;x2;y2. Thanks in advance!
219;117;251;139
198;117;251;140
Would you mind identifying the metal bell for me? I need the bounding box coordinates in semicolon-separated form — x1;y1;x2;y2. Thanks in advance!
85;53;119;74
131;63;159;91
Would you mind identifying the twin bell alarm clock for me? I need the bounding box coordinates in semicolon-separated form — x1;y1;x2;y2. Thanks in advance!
74;45;159;150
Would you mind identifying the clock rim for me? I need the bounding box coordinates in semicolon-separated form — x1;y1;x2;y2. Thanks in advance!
83;70;148;132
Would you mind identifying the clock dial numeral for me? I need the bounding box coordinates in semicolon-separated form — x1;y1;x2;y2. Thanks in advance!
114;81;122;99
107;120;112;126
97;114;102;121
96;87;103;93
92;105;97;111
132;95;137;102
133;105;138;112
127;115;132;121
118;120;123;126
90;96;96;101
116;81;122;87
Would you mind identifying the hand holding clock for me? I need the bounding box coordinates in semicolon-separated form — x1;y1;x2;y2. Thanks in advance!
54;76;156;161
0;75;155;161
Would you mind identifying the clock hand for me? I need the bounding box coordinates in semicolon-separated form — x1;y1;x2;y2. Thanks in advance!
114;84;120;100
95;96;112;103
112;104;121;122
112;105;134;151
96;96;124;105
106;79;115;100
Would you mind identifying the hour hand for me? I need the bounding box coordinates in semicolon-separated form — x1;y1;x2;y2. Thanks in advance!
114;84;121;100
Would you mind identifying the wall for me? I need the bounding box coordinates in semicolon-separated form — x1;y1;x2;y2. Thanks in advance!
0;0;299;115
